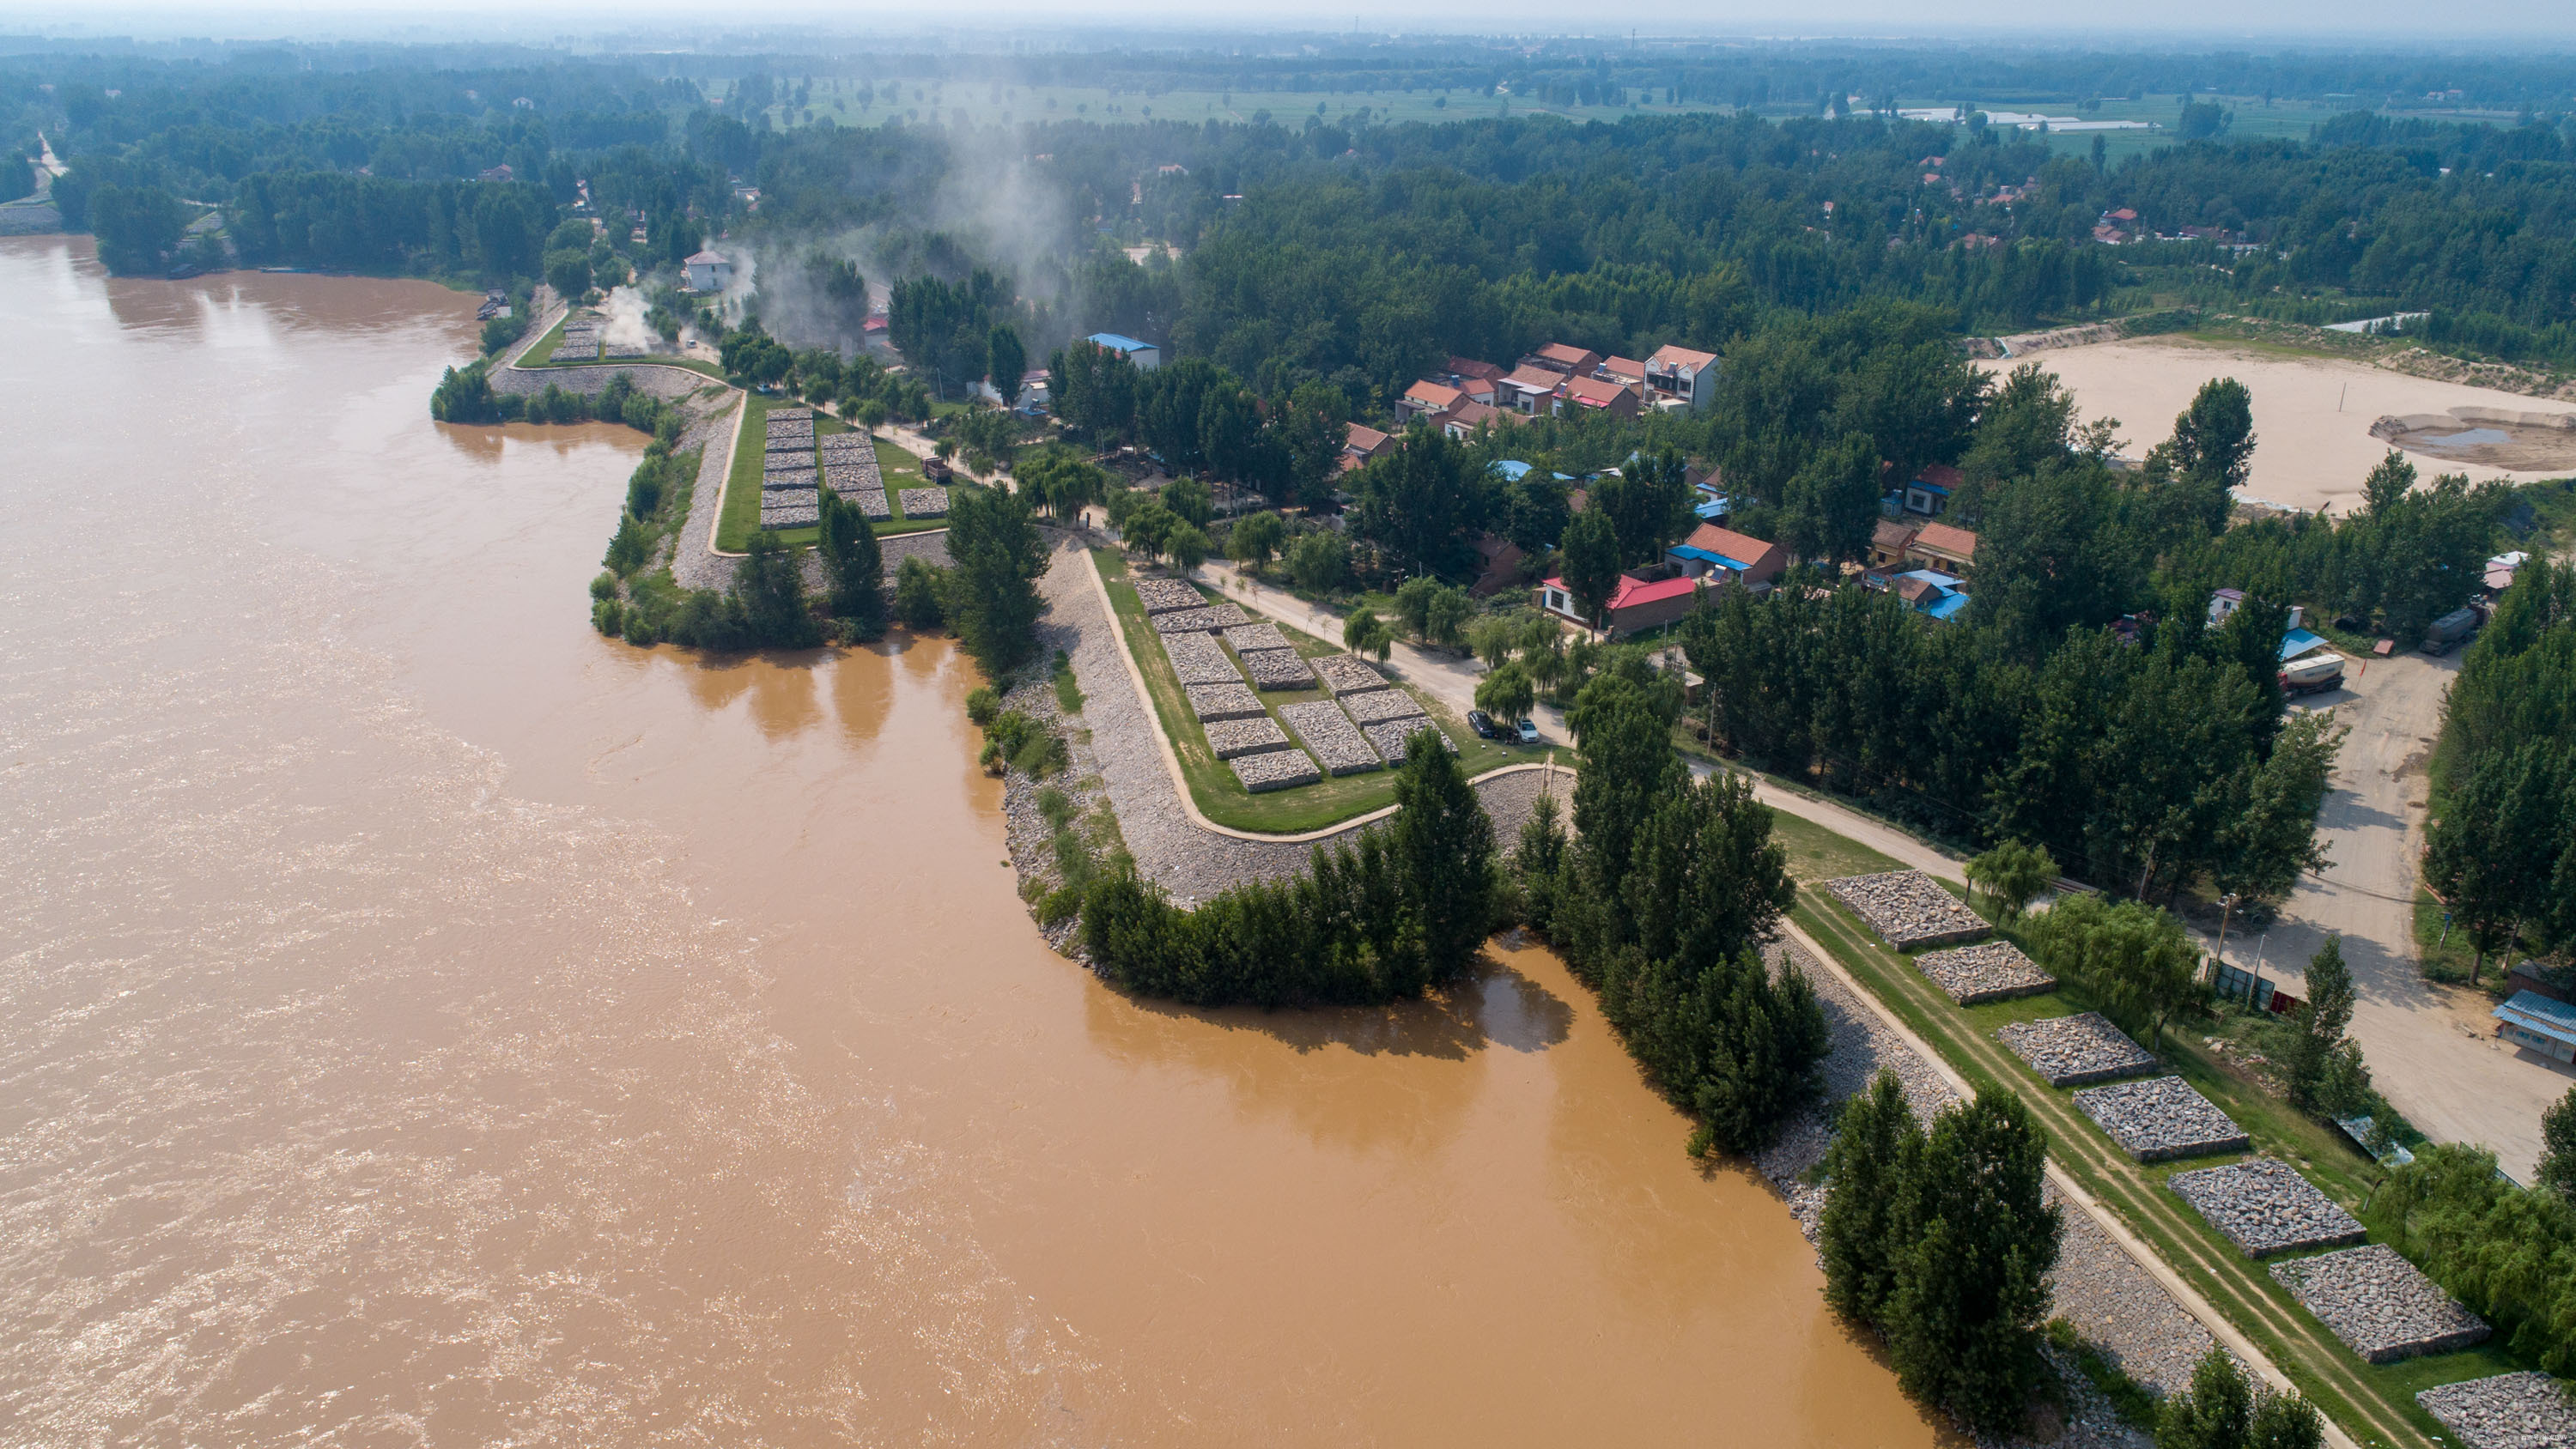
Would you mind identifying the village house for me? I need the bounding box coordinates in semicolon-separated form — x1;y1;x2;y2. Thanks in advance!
683;250;733;293
1340;422;1394;474
1440;400;1519;439
1498;363;1564;414
1870;518;1920;570
1398;379;1468;422
1666;523;1788;591
1905;520;1977;574
1643;344;1719;412
1558;373;1642;419
1537;569;1701;639
1899;463;1963;518
1468;533;1528;597
1521;342;1603;378
1085;331;1162;369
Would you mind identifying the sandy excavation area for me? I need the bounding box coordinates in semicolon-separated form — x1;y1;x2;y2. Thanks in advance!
1982;336;2576;513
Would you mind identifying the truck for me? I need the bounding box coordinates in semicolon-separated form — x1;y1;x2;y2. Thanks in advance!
2423;607;2479;656
2279;652;2346;695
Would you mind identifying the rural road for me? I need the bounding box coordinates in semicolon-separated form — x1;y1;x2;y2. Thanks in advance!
1200;557;2567;1179
2246;653;2569;1184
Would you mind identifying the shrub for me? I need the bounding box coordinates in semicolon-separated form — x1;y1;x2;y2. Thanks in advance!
964;685;1000;726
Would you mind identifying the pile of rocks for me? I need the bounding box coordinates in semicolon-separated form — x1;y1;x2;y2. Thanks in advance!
1222;622;1291;654
1279;700;1381;774
2166;1158;2367;1258
1342;688;1428;726
1914;941;2057;1005
1228;747;1322;792
2073;1076;2251;1161
759;494;819;528
1151;603;1251;635
1132;577;1205;614
850;491;891;521
1206;716;1292;760
1162;632;1242;686
1238;648;1316;689
818;432;872;463
1364;719;1454;762
2417;1372;2576;1449
1185;683;1265;722
1824;870;1991;948
897;487;949;518
556;318;603;360
1313;655;1389;695
1999;1013;2158;1087
823;464;878;493
2270;1246;2491;1364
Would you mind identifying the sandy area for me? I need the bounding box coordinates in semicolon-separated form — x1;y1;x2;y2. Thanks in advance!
1982;336;2576;513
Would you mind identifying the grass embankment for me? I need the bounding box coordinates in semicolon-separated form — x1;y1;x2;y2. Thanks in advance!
1093;549;1527;834
515;308;726;379
1795;889;2530;1449
715;394;951;551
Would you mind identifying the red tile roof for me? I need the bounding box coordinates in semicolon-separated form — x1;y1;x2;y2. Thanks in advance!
1598;355;1645;383
1445;356;1504;381
1917;463;1964;491
1680;523;1787;579
1544;573;1700;614
1561;375;1635;409
1532;343;1598;369
1648;343;1719;369
1912;522;1978;560
1404;379;1465;412
1344;423;1391;454
1502;364;1564;393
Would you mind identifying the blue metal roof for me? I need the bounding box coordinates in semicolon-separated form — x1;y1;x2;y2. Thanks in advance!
1669;544;1750;572
1924;591;1971;621
2495;991;2576;1046
1491;460;1534;482
2280;628;2328;662
1087;332;1153;353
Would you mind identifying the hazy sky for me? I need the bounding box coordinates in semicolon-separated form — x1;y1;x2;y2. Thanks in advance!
10;1;2576;45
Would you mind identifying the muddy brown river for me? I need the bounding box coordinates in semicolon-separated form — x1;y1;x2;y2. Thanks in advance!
0;239;1943;1447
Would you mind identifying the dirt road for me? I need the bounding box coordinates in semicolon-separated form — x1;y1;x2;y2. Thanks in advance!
2243;653;2570;1183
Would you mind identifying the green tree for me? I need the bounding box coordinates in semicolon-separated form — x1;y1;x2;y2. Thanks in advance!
1393;575;1441;641
2426;740;2562;983
1344;606;1394;662
1230;511;1285;573
2169;377;2257;495
545;248;592;300
817;487;887;636
1276;380;1350;509
1965;840;2057;922
2031;894;2202;1047
1475;661;1536;724
894;555;949;629
733;529;820;647
1161;476;1213;530
987;324;1026;406
2284;937;2356;1111
1884;1093;2061;1439
1566;673;1686;890
2541;1085;2576;1199
1388;738;1500;980
1780;432;1883;564
1590;446;1694;566
944;484;1048;672
1164;521;1209;574
1558;509;1623;631
89;184;187;275
1820;1070;1921;1322
1350;423;1481;576
1285;530;1350;593
2156;1348;2323;1449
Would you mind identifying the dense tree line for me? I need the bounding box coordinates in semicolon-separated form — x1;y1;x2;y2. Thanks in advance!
1818;1072;2060;1436
2426;559;2576;979
1511;664;1830;1156
2371;1140;2576;1376
1078;739;1500;1006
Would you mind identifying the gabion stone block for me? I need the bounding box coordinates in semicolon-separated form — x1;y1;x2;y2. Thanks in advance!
851;491;891;521
1277;700;1382;775
2073;1076;2251;1162
758;493;819;528
1237;648;1318;690
1914;941;2057;1005
1364;718;1454;763
1223;621;1293;654
817;433;873;457
1998;1012;2158;1087
767;407;815;422
1161;631;1242;686
2167;1158;2367;1258
763;449;814;471
823;463;881;491
1313;654;1390;694
764;432;813;452
1229;748;1322;792
1132;578;1206;614
1185;683;1266;722
761;469;818;491
1825;870;1991;948
1151;606;1241;635
1341;688;1428;726
2417;1372;2576;1449
1206;716;1293;760
897;488;949;518
2272;1246;2491;1365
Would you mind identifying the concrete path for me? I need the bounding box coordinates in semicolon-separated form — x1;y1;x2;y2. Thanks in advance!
2240;653;2569;1183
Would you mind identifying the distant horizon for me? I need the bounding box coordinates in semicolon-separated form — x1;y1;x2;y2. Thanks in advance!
7;6;2576;52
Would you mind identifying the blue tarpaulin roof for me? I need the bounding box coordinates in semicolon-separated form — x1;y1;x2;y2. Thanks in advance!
1087;332;1153;353
2281;628;2328;661
1491;460;1533;482
1924;591;1971;621
2495;991;2576;1047
1669;544;1751;572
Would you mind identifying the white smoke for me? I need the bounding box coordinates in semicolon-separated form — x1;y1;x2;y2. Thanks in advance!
598;284;655;352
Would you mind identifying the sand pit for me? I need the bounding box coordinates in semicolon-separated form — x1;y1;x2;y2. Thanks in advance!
1982;337;2574;515
2370;407;2576;473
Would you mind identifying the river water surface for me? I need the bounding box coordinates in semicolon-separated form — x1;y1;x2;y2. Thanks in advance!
0;238;1946;1447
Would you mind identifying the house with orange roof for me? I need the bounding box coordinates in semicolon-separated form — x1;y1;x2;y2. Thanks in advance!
1558;373;1641;419
1906;521;1978;573
1340;422;1394;474
1498;363;1565;414
1666;523;1788;591
1522;343;1603;377
1398;379;1467;423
